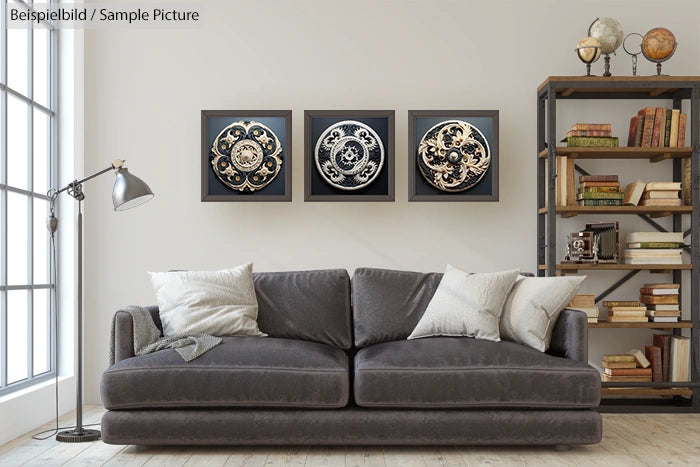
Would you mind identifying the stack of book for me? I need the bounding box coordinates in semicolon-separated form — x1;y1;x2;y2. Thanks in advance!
603;300;647;323
577;175;622;206
563;123;618;147
627;107;687;148
623;231;685;264
640;334;690;382
640;283;680;323
600;351;651;382
639;182;682;207
567;294;599;323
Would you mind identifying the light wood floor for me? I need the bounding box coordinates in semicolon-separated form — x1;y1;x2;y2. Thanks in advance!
1;406;699;466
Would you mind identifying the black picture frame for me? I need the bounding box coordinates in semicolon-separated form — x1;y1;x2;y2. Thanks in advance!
304;110;395;202
408;110;499;202
201;110;292;202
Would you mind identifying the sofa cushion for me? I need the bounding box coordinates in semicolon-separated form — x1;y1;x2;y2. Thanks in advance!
354;337;600;409
254;269;352;349
101;337;349;409
352;268;443;347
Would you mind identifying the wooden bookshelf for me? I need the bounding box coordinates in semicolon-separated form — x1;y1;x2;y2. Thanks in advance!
537;146;692;161
538;206;692;218
539;264;692;273
589;320;692;329
601;387;693;397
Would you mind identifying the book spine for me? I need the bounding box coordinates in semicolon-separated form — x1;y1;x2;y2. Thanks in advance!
566;136;619;147
641;107;656;147
645;345;663;382
678;113;687;146
640;288;679;295
629;242;681;248
579;175;618;182
651;107;665;147
579;181;621;188
640;295;680;304
568;129;613;137
669;109;680;147
663;108;672;147
627;115;638;147
634;110;645;146
577;199;623;206
572;123;612;131
576;192;624;200
603;301;640;307
683;158;691;206
580;186;622;193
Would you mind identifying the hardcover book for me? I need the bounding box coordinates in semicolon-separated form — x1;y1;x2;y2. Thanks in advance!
645;182;682;191
627;242;681;249
567;129;613;137
650;107;665;147
577;199;623;206
670;335;690;382
576;192;624;200
579;186;622;193
607;316;648;322
669;109;680;147
677;113;687;146
646;310;681;317
579;181;621;188
634;112;645;146
603;368;652;376
640;107;656;147
622;180;645;206
602;375;652;382
565;136;619;147
643;283;680;289
602;354;636;363
638;198;682;207
580;175;618;182
627;348;651;368
626;232;684;244
601;361;637;369
653;334;672;382
639;287;679;295
663;108;672;147
646;304;681;311
602;301;640;307
642;191;680;199
572;123;611;131
644;345;663;382
640;295;679;304
627;115;639;147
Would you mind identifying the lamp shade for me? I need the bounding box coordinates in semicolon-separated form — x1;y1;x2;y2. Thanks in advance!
112;167;154;211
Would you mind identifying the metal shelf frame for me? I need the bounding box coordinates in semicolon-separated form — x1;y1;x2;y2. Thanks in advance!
536;76;700;412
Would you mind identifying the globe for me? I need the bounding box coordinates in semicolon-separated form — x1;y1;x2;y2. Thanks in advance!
576;37;602;63
642;28;677;61
588;17;624;54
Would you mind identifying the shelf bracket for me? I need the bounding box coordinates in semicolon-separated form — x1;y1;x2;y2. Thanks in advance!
650;153;672;163
595;270;641;303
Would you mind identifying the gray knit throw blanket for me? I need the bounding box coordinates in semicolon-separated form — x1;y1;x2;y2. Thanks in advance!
109;305;222;364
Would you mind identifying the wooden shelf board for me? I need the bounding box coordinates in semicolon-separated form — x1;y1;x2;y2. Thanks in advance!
539;264;692;272
537;146;691;160
538;206;691;217
602;387;693;397
537;76;700;95
589;320;692;329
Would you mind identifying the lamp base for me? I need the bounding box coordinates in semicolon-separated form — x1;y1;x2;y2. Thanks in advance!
56;428;101;442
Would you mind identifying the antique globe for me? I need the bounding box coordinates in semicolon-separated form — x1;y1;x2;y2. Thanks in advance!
575;36;602;75
642;27;677;75
588;17;624;76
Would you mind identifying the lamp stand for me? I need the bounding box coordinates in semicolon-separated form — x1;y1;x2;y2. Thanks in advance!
56;200;100;442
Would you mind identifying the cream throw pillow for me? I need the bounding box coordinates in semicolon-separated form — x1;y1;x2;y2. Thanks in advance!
499;275;585;352
407;265;521;342
148;263;266;338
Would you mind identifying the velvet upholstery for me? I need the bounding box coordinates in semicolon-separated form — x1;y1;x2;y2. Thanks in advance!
354;337;600;408
547;308;589;362
254;269;352;349
102;336;349;409
352;268;443;347
101;408;602;445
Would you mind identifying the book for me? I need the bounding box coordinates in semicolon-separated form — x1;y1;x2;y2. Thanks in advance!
579;186;622;193
649;316;679;323
627;242;681;249
622;180;645;206
587;317;598;323
624;257;683;265
644;345;663;382
678;113;687;146
606;306;647;312
601;360;637;369
602;354;636;363
568;294;596;307
602;301;640;307
639;287;679;295
645;182;682;191
640;295;679;304
565;136;619;147
627;348;651;368
572;123;611;131
647;310;681;317
683;158;691;206
579;181;621;188
663;108;672;147
669;109;680;147
602;375;652;382
640;107;656;147
626;232;684;244
627;115;639;147
567;129;613;137
623;249;682;256
646;304;681;311
634;112;645;146
651;107;665;147
639;198;682;207
603;368;652;376
579;175;618;183
670;335;690;382
643;283;680;289
607;316;648;322
556;155;566;206
576;192;624;200
577;199;622;206
642;191;680;199
653;334;672;382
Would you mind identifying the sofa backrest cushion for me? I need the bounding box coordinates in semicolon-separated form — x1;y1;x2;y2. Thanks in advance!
254;269;352;349
352;268;442;347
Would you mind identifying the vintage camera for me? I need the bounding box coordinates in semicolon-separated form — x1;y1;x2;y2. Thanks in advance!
564;222;619;264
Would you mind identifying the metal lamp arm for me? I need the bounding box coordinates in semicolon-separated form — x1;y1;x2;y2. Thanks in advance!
53;159;126;199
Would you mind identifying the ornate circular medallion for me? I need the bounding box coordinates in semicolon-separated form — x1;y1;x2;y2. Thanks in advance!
210;121;282;192
314;120;384;191
417;120;491;192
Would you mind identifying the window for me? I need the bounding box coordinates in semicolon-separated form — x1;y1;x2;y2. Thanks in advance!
1;0;57;395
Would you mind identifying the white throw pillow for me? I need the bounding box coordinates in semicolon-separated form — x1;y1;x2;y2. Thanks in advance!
407;265;521;342
148;263;267;337
499;275;586;352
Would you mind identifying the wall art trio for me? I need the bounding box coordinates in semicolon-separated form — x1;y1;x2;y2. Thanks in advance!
201;109;498;202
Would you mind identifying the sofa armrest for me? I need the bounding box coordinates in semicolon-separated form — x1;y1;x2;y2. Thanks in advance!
112;306;161;363
547;309;588;362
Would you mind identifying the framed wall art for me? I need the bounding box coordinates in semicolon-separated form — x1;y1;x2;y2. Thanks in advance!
304;110;395;202
408;110;499;202
201;110;292;201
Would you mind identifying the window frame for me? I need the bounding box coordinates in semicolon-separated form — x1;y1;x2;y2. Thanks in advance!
0;0;58;396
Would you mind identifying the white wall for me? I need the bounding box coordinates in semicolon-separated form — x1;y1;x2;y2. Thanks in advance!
82;0;700;403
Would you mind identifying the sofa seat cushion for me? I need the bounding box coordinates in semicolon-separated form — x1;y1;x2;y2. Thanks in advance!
354;337;600;409
101;337;349;409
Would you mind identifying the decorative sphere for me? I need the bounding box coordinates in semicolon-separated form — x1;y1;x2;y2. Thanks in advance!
576;37;602;63
588;17;624;54
642;27;677;61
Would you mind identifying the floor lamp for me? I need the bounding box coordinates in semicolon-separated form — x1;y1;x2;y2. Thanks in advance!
48;159;154;442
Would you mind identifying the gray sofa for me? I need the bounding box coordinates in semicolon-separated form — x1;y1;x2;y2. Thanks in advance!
101;268;602;446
